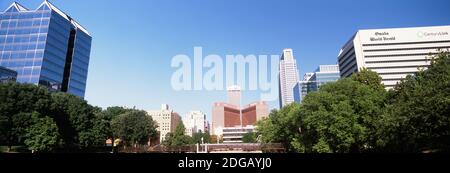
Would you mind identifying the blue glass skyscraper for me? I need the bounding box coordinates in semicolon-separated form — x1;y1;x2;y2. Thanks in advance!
294;65;340;103
0;1;91;98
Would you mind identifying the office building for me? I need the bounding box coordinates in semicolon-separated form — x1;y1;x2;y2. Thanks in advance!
0;1;92;97
222;125;256;143
183;111;207;137
294;65;340;102
338;25;450;89
278;48;299;108
148;104;182;143
212;86;269;137
0;66;17;83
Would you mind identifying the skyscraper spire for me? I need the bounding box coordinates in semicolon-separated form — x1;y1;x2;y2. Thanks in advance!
278;48;300;108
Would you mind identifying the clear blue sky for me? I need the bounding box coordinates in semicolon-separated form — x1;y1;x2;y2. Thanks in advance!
2;0;450;122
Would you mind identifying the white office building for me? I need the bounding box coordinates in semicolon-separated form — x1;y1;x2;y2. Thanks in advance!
338;25;450;89
183;111;207;137
278;48;300;108
147;104;181;143
222;125;256;143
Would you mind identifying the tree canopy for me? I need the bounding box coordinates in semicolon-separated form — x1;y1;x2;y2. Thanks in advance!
0;83;157;152
111;110;158;146
162;122;192;147
257;51;450;153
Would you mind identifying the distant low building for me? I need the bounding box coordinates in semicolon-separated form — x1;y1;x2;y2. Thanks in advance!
0;66;17;83
222;125;256;143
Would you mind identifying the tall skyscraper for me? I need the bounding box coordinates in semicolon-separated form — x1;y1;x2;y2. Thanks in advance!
338;25;450;89
0;1;92;97
294;65;340;103
278;48;299;108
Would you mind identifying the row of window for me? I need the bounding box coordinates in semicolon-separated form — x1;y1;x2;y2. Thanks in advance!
362;40;450;47
68;79;86;91
377;71;417;75
16;76;40;84
73;52;90;66
364;52;439;58
45;39;68;59
0;34;47;43
382;78;406;81
70;64;88;77
0;19;50;28
315;73;341;78
43;50;65;67
338;47;355;62
0;26;49;35
0;42;46;51
339;53;357;71
365;59;429;64
69;69;87;83
341;65;358;77
363;46;450;52
0;58;43;66
340;60;357;77
16;67;41;76
68;87;84;98
1;50;44;60
367;65;429;70
40;66;63;82
0;11;51;20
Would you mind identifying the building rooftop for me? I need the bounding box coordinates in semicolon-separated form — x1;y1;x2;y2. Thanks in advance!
2;1;90;36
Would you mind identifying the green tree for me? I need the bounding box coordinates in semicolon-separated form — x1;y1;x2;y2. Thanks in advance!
0;82;134;152
257;69;388;153
242;132;257;143
12;112;36;145
256;104;302;151
298;75;388;153
191;132;211;144
94;107;131;152
50;92;102;148
163;123;192;147
351;68;385;91
111;110;158;146
0;83;52;151
384;51;450;152
24;114;60;153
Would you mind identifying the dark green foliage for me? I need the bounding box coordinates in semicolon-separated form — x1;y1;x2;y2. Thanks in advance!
0;83;51;151
384;51;450;152
0;83;153;152
257;51;450;153
24;113;60;153
50;92;102;148
111;110;158;146
162;123;192;146
242;132;257;143
191;132;211;144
